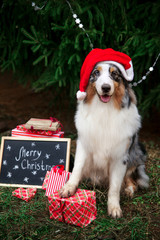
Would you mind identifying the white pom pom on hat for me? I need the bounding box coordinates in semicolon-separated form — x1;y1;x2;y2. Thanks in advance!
77;48;134;101
76;90;87;101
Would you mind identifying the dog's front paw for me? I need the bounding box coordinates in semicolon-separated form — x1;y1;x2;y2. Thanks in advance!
59;183;77;198
108;204;123;218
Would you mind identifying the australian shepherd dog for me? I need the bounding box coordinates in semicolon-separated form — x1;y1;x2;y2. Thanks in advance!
60;62;149;218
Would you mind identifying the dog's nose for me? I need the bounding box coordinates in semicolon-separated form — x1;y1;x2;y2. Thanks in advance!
101;84;111;93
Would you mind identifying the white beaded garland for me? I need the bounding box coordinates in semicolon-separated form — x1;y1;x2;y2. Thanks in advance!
75;18;81;24
79;24;83;28
149;67;154;71
31;1;46;11
130;53;160;88
66;0;94;50
133;82;137;86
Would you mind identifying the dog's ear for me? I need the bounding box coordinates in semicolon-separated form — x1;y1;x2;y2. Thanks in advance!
85;82;96;103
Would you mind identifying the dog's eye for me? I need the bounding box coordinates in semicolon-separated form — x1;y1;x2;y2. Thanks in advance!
111;71;118;79
112;71;117;76
94;70;100;76
111;71;122;83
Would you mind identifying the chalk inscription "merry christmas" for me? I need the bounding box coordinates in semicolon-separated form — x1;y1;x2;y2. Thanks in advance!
14;146;54;171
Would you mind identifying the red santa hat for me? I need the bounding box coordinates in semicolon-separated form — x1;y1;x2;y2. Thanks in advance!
77;48;134;100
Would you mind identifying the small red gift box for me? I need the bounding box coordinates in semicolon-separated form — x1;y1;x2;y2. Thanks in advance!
12;188;37;202
45;165;71;196
48;189;97;228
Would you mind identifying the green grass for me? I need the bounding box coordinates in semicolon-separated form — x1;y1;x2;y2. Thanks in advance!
0;142;159;240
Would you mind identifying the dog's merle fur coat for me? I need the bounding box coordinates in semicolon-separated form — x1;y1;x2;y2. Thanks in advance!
60;62;149;218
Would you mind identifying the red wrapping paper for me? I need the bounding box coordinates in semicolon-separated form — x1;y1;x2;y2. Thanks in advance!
12;125;64;138
48;189;97;227
12;188;37;202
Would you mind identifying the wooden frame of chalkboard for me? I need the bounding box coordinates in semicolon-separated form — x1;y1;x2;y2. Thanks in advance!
0;136;71;188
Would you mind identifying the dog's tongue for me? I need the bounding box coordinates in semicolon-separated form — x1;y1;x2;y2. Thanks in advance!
100;95;111;103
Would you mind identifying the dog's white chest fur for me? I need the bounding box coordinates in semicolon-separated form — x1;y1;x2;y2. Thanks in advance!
75;95;141;172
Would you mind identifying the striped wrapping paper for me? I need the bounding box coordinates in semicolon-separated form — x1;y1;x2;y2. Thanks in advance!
45;167;71;196
11;127;64;138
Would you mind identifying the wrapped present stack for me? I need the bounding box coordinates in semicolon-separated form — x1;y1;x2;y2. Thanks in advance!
11;164;97;227
12;118;64;138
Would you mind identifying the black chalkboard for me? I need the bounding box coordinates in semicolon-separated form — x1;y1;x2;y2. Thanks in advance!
0;137;71;188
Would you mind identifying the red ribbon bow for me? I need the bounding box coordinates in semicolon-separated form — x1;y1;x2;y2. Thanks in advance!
50;117;63;130
53;165;64;175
